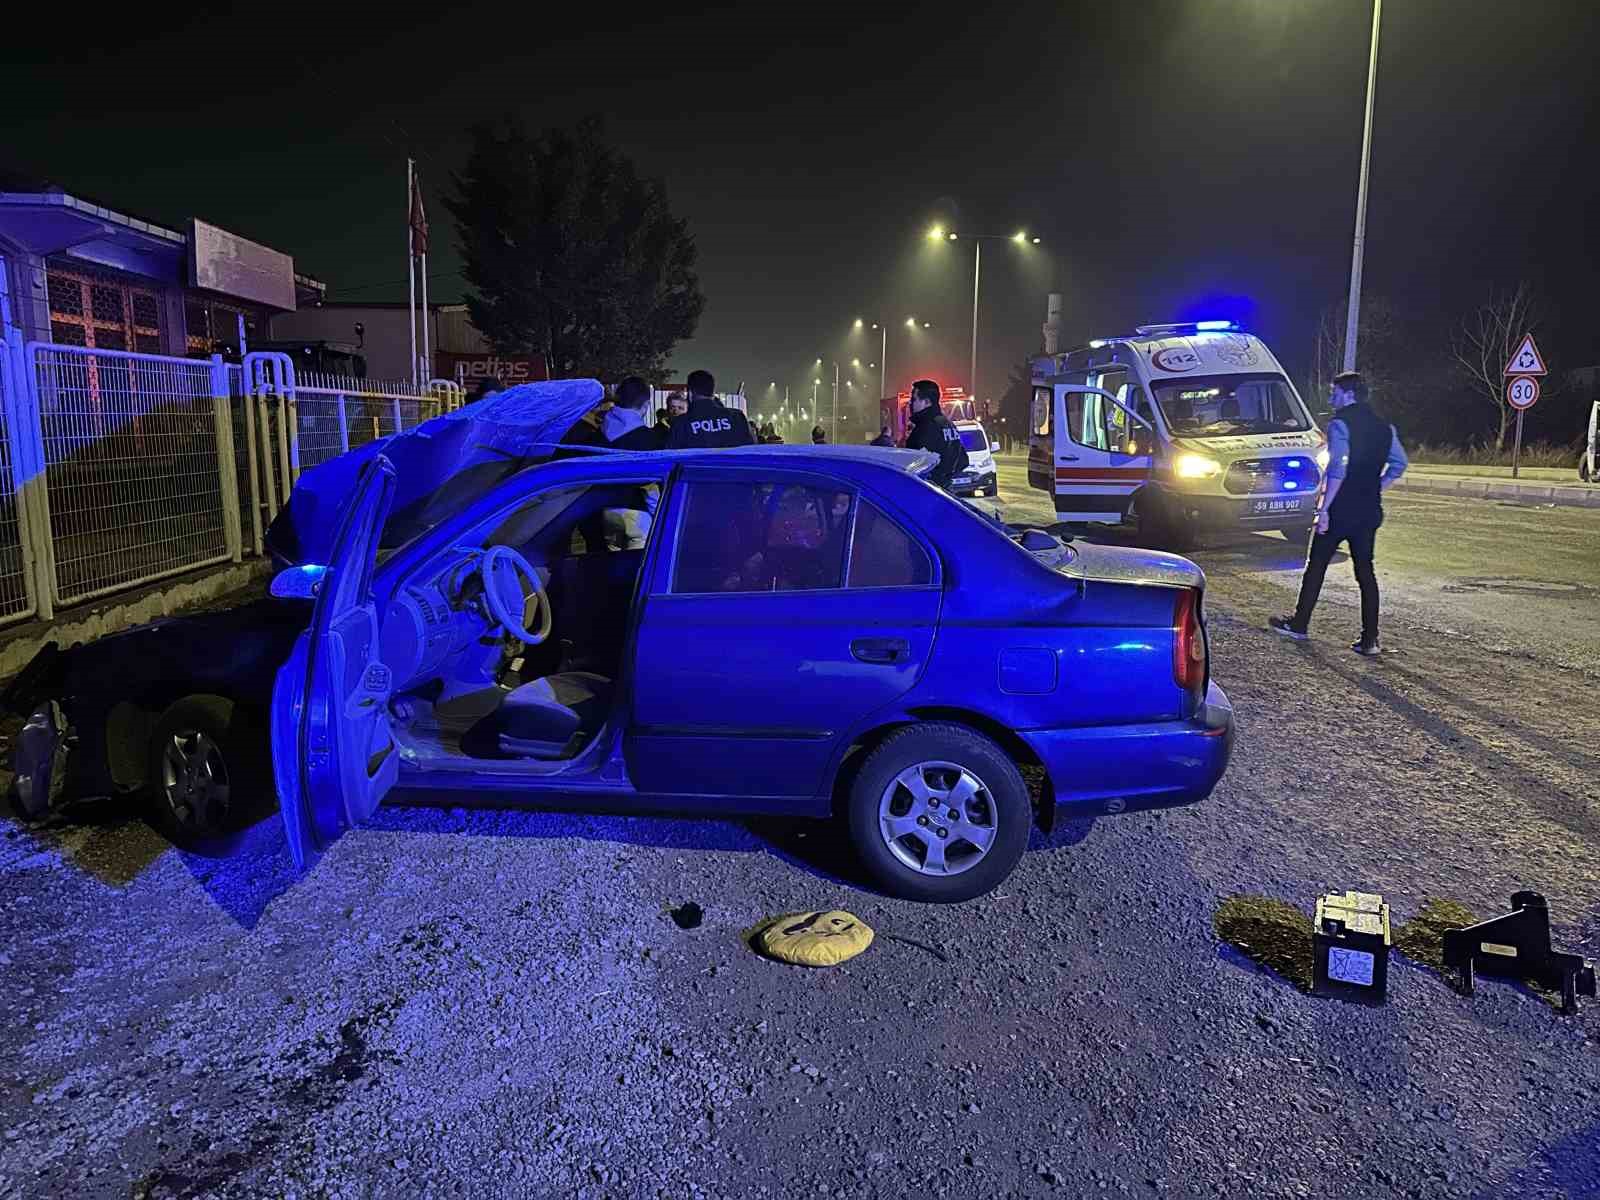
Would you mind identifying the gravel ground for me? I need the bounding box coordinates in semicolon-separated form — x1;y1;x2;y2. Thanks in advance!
1;474;1597;1200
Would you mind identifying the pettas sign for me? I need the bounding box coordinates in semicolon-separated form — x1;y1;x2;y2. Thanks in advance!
1149;340;1201;373
438;352;549;386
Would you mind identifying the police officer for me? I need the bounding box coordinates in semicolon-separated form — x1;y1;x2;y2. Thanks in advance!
1270;371;1409;656
666;370;754;449
904;379;968;489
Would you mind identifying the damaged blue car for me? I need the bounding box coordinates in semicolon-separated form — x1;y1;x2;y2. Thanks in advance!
10;379;1233;902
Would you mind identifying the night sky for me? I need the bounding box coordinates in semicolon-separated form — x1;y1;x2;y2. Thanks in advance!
5;0;1597;417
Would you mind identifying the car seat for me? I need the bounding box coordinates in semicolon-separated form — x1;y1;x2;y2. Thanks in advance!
494;671;614;759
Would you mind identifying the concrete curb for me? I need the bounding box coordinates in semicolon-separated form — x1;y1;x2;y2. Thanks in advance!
1391;474;1600;509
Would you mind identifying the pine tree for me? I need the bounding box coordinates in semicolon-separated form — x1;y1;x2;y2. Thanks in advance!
446;116;705;381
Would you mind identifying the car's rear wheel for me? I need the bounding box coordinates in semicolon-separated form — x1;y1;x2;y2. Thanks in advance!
146;696;269;849
846;724;1030;902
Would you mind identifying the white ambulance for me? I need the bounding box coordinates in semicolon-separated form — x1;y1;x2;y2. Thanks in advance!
1028;321;1328;541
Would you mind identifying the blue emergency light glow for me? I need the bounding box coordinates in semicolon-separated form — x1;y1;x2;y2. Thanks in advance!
1194;320;1237;331
1285;481;1299;490
1288;459;1303;468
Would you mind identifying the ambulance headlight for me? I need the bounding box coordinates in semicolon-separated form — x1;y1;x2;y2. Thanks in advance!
1174;453;1221;479
1315;447;1331;470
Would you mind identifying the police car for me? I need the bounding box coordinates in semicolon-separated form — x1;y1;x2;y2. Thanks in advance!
7;380;1233;904
948;420;999;497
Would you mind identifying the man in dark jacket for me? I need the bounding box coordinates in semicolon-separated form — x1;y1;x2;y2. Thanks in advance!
604;377;666;450
904;379;968;489
666;370;754;448
811;425;827;444
1270;371;1409;656
870;425;894;447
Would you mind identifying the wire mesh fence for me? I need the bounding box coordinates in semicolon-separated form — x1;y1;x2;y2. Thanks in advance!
32;345;231;605
0;349;37;624
0;349;467;623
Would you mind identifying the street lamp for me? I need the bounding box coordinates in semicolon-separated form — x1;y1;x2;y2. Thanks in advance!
854;317;929;404
931;228;1039;407
1343;0;1382;372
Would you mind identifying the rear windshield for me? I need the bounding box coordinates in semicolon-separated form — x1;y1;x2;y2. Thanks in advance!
958;427;988;451
1151;374;1311;439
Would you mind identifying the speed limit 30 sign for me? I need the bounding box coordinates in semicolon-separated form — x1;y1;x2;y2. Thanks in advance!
1506;375;1540;411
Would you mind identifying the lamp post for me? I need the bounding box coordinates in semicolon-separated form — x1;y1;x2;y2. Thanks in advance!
1342;0;1382;373
929;226;1039;407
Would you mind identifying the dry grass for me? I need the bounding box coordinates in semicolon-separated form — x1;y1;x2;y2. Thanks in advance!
1409;439;1583;468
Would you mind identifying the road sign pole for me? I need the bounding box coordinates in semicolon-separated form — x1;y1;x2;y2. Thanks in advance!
1512;409;1525;479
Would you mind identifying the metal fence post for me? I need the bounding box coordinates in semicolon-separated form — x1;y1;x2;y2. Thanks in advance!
0;330;48;624
210;354;242;563
336;391;350;453
392;395;403;434
12;337;54;622
240;367;264;556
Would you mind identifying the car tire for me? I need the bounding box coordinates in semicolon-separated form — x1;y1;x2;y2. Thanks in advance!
146;696;270;850
846;723;1031;903
1279;524;1315;542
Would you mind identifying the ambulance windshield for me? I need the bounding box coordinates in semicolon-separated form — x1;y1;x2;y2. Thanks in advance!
1151;374;1311;438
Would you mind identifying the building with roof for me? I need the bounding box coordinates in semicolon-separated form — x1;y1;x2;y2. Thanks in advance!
0;182;323;360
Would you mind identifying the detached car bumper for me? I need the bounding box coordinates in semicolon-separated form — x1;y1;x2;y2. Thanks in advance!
1020;681;1234;818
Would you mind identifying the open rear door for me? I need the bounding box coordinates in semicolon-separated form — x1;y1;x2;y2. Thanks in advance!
271;456;399;868
1049;383;1154;523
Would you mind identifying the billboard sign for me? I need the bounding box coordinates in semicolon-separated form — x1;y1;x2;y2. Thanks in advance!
437;351;549;387
189;220;297;311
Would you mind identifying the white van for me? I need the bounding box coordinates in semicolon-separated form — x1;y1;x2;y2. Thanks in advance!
949;419;998;497
1028;322;1328;540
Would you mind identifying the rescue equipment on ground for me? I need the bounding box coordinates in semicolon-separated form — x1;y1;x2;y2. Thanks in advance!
756;910;874;967
1442;891;1597;1015
1312;890;1391;1004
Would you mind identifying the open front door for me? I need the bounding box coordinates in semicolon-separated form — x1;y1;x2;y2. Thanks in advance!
271;456;399;868
1049;383;1154;523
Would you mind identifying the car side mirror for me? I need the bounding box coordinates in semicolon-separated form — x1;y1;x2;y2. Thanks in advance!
990;440;1000;452
271;563;326;599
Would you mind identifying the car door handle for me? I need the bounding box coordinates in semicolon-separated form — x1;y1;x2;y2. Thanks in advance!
1058;455;1079;462
851;637;910;665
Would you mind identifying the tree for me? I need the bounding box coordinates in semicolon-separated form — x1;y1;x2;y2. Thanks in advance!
447;117;705;382
1307;295;1408;413
1450;281;1554;451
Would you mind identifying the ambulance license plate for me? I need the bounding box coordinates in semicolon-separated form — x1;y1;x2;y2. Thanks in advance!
1249;497;1304;515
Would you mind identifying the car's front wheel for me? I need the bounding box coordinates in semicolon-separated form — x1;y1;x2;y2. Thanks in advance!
846;724;1031;902
146;696;269;850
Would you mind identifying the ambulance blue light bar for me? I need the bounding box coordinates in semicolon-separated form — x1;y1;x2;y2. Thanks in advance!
1133;320;1241;336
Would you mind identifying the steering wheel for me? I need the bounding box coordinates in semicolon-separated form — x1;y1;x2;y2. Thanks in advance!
478;545;552;645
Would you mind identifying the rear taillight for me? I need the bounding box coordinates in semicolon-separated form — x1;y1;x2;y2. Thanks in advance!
1173;587;1207;711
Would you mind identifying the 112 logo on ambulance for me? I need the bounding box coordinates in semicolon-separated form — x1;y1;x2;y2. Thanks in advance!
1150;342;1201;373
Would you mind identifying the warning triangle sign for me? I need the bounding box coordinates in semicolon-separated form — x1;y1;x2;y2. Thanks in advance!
1503;333;1548;377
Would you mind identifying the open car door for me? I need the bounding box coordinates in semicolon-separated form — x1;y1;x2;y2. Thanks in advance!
271;455;399;868
1048;383;1155;523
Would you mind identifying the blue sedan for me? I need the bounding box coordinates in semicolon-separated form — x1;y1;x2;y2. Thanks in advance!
263;379;1233;902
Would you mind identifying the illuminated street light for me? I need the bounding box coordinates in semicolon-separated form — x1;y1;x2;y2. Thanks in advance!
928;225;945;241
851;358;861;368
932;228;1039;402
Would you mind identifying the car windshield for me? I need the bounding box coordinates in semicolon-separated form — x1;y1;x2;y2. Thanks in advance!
958;427;988;451
1151;374;1311;438
377;457;543;554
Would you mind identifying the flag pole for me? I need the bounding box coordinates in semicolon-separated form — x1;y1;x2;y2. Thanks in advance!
406;157;418;387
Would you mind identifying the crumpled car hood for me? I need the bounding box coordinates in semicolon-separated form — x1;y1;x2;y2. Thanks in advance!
1052;539;1205;590
266;378;604;568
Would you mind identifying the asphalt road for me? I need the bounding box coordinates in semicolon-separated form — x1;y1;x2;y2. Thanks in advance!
1;463;1597;1199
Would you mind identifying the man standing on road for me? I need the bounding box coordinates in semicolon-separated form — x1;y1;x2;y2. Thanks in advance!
667;370;754;448
871;425;894;447
1270;371;1409;656
904;379;968;490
